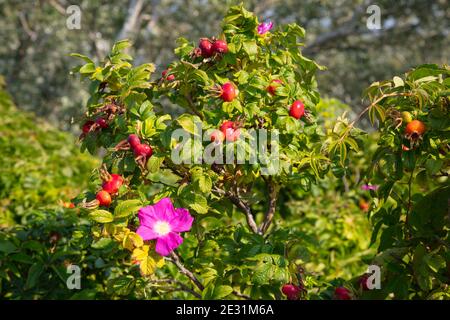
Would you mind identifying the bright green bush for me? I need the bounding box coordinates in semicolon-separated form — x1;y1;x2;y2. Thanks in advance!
0;82;98;227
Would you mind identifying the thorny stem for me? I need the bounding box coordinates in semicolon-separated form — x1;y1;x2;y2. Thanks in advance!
169;251;204;292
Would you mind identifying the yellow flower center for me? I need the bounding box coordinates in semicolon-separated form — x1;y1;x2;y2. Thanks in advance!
154;221;171;236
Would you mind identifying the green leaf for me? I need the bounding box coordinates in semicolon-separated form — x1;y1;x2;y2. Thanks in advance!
0;240;17;254
393;76;404;87
146;156;165;173
89;210;114;223
79;63;96;74
198;175;212;193
25;262;45;289
91;237;114;250
212;285;233;299
114;199;142;219
243;41;258;57
176;114;200;136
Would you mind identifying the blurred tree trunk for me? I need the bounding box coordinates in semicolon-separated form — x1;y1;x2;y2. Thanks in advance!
116;0;145;41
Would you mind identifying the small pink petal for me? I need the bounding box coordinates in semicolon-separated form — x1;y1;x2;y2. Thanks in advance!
258;21;273;35
138;197;175;227
136;225;159;240
155;232;183;256
170;208;194;233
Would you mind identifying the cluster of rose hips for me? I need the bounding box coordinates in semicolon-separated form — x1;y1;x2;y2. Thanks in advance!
210;120;241;143
127;134;153;158
81;117;109;136
96;172;124;207
161;68;175;82
198;38;228;58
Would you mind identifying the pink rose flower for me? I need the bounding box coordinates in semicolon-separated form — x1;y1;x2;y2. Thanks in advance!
361;184;379;191
257;21;273;35
136;198;193;256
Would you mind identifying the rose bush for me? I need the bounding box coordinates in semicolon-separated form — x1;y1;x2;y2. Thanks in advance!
70;5;360;299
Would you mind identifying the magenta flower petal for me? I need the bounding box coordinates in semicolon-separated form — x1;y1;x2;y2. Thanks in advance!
136;225;158;241
155;232;183;256
135;197;193;256
137;197;174;226
258;21;273;35
361;184;379;191
170;208;194;232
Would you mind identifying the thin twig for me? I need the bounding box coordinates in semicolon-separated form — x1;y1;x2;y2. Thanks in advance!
169;252;204;291
147;278;201;299
260;177;278;234
232;290;252;300
212;186;259;234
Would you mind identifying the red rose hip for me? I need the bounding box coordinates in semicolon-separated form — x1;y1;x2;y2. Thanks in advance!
212;40;228;54
82;120;94;133
134;143;153;157
95;118;108;129
102;174;124;194
127;134;141;149
96;190;112;207
199;38;214;58
334;286;352;300
281;284;301;300
220;82;238;102
267;79;283;95
210;130;225;143
289;100;305;119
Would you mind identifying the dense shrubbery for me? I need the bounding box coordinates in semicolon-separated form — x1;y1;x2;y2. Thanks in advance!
0;81;98;227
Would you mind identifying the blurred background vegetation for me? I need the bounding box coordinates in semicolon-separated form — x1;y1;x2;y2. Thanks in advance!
0;0;448;130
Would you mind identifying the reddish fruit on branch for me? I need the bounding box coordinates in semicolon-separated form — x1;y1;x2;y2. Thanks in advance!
359;274;370;291
212;39;228;54
96;190;112;207
289;100;305;119
95;118;108;129
267;79;283;95
162;68;175;81
127;134;141;149
220;82;238;102
62;202;75;209
102;174;124;194
82;120;94;134
220;120;240;142
134;143;153;158
359;199;370;212
220;120;235;132
405;120;426;137
210;130;225;143
199;38;214;58
334;286;352;300
281;284;301;300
